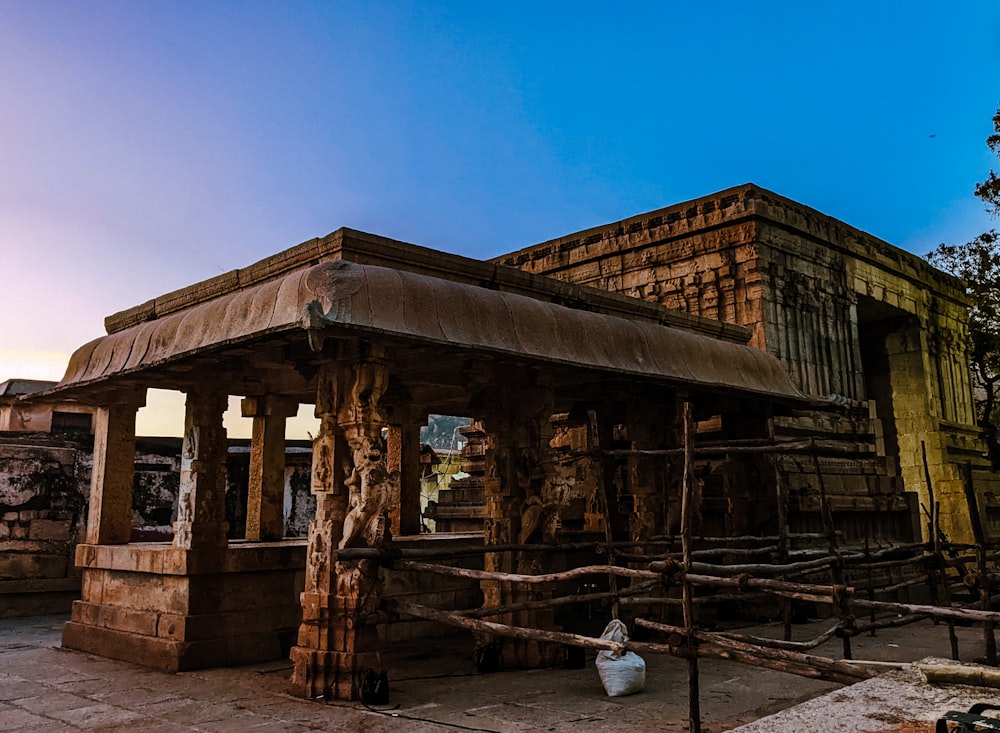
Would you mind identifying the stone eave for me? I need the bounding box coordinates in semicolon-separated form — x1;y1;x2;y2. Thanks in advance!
36;259;814;408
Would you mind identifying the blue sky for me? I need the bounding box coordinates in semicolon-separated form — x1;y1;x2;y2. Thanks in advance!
2;0;998;393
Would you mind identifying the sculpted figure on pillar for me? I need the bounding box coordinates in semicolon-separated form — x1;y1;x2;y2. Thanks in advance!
337;355;397;550
304;363;348;595
339;429;395;549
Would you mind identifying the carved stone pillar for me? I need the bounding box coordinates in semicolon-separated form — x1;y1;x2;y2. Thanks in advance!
291;353;392;700
242;396;299;541
85;390;146;544
476;368;560;668
173;382;229;551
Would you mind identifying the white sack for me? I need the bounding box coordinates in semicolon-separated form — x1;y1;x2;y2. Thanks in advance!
595;619;646;697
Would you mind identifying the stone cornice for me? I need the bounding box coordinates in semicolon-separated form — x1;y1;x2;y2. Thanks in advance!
105;228;751;345
497;183;971;308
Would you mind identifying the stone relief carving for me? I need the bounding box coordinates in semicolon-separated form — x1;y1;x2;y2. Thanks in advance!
339;430;397;549
311;436;334;494
336;357;396;549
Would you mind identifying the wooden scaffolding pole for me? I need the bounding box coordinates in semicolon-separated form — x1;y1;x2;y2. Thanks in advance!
681;401;701;733
922;440;959;660
768;417;793;642
963;460;998;665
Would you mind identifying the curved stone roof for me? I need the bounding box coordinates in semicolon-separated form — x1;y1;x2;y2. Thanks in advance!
55;260;808;402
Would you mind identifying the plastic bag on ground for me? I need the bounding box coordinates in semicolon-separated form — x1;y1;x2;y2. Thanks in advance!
595;619;646;697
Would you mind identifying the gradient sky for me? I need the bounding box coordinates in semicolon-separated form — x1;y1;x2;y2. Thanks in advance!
1;1;998;435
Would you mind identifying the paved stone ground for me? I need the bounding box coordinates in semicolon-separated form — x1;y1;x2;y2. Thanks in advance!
0;614;992;732
729;663;996;733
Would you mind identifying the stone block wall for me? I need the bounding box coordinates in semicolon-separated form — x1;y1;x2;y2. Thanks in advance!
379;535;484;643
64;543;309;672
0;433;89;616
500;197;766;349
0;433;320;617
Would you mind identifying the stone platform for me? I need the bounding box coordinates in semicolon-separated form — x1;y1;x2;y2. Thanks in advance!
60;535;485;675
62;540;307;672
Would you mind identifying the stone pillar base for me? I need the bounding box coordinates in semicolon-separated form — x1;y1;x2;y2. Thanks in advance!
172;521;230;551
289;646;383;700
290;587;385;700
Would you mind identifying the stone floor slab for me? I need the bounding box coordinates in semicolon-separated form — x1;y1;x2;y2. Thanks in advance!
13;690;100;714
2;613;999;732
0;680;41;701
187;710;266;732
0;708;60;732
90;684;186;707
47;702;144;730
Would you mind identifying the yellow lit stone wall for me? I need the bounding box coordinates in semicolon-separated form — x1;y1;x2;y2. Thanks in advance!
846;255;980;543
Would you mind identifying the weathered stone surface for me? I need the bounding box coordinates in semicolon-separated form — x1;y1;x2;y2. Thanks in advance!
173;383;229;550
498;183;994;544
86;395;144;545
290;358;390;700
63;542;309;672
0;553;67;579
28;518;72;540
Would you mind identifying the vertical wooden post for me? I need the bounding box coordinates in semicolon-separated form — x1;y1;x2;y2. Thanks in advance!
85;390;146;545
768;418;793;642
864;535;876;636
811;441;851;660
681;401;701;733
962;461;997;665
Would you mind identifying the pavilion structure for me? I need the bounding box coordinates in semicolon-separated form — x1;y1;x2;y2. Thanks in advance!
37;229;810;700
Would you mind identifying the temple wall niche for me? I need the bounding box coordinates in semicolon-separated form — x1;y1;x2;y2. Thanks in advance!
756;240;861;401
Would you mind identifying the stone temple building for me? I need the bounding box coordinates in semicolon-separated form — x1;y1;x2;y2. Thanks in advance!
15;184;996;700
0;379;94;433
500;184;999;545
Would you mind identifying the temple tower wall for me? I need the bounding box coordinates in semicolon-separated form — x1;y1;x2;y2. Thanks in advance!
497;184;994;543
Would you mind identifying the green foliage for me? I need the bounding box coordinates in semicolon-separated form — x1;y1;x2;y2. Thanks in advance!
975;108;1000;216
927;105;1000;464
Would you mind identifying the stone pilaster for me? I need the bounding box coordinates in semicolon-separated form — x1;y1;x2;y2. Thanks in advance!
173;383;229;551
85;390;146;545
242;396;299;541
387;418;423;536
